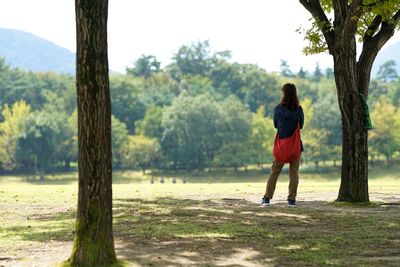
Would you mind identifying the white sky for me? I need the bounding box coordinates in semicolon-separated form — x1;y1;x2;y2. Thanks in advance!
0;0;399;73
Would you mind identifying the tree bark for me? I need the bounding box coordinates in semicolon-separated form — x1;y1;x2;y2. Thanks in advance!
69;0;116;265
334;40;369;202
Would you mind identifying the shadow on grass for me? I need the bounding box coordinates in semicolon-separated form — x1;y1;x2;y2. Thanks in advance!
3;197;400;266
112;197;400;266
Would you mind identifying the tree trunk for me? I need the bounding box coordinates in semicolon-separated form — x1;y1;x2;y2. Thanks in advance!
334;44;369;202
69;0;116;265
386;152;391;166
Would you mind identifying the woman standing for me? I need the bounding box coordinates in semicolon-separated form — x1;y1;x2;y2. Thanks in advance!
261;83;304;207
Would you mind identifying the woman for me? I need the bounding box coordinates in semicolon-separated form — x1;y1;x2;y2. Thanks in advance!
261;83;304;207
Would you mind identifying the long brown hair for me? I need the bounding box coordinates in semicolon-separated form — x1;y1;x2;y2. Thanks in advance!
280;83;299;110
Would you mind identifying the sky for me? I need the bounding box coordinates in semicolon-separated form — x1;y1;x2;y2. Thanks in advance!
0;0;399;74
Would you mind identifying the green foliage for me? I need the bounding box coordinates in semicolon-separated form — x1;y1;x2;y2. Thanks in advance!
167;40;231;81
297;19;330;55
377;60;398;82
312;63;323;82
369;97;400;163
112;116;129;167
301;0;400;54
297;67;308;78
301;98;330;163
215;96;252;169
110;76;147;134
122;135;162;173
16;111;63;176
280;59;293;77
135;104;164;140
126;54;160;78
242;66;280;113
161;93;224;169
1;41;400;173
247;106;276;164
0;100;31;170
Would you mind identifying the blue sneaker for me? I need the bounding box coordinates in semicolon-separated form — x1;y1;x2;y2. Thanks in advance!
261;197;270;206
288;199;296;207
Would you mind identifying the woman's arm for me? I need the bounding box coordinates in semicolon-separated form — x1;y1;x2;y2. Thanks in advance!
273;107;278;129
299;107;304;129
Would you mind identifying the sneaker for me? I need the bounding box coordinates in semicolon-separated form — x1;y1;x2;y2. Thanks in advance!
261;197;270;206
288;199;296;207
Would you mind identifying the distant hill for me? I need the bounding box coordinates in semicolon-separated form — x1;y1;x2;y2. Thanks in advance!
0;28;75;74
372;41;400;77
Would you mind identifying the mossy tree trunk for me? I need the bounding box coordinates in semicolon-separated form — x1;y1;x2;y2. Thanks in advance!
69;0;116;266
300;0;400;202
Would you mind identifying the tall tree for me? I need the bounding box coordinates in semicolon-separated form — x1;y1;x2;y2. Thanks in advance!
280;59;293;77
69;0;116;265
377;60;398;82
312;62;323;82
299;0;400;202
0;101;31;170
298;67;308;78
126;54;161;78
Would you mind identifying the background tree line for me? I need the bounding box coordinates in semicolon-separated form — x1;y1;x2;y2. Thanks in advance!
0;41;399;177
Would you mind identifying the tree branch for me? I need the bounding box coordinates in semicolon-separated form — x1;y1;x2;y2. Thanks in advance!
367;9;400;51
358;9;400;95
349;0;363;14
363;15;382;43
299;0;335;54
332;0;348;23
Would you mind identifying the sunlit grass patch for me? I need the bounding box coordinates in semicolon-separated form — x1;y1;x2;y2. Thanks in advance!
1;171;400;266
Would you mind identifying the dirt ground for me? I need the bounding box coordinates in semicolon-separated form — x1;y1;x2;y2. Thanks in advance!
1;189;400;267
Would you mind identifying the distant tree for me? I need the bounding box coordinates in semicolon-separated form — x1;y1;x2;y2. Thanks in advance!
311;81;342;154
126;54;161;77
140;73;177;106
297;67;308;78
280;59;293;77
242;66;280;113
325;67;334;79
167;40;231;80
179;75;216;97
122;135;162;174
215;96;252;171
110;76;146;133
299;0;400;202
388;79;400;107
369;97;400;164
69;0;117;265
0;58;12;108
377;60;398;83
210;62;244;98
112;116;129;168
247;106;275;166
135;105;164;140
0;100;31;170
161;93;224;169
300;98;329;166
312;62;323;82
16;111;60;178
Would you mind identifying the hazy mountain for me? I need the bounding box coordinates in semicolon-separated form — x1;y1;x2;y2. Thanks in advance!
372;41;400;77
0;28;75;74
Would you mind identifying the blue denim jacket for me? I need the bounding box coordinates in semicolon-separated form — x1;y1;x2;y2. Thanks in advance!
273;104;304;151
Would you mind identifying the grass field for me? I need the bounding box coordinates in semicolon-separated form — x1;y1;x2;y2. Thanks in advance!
0;166;399;266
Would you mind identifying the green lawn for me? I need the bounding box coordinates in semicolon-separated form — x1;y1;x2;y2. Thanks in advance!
0;167;399;266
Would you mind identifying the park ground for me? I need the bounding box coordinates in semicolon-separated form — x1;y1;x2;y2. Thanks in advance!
0;166;400;267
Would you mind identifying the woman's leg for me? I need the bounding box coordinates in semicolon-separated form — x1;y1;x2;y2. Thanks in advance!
288;159;300;200
264;160;284;199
